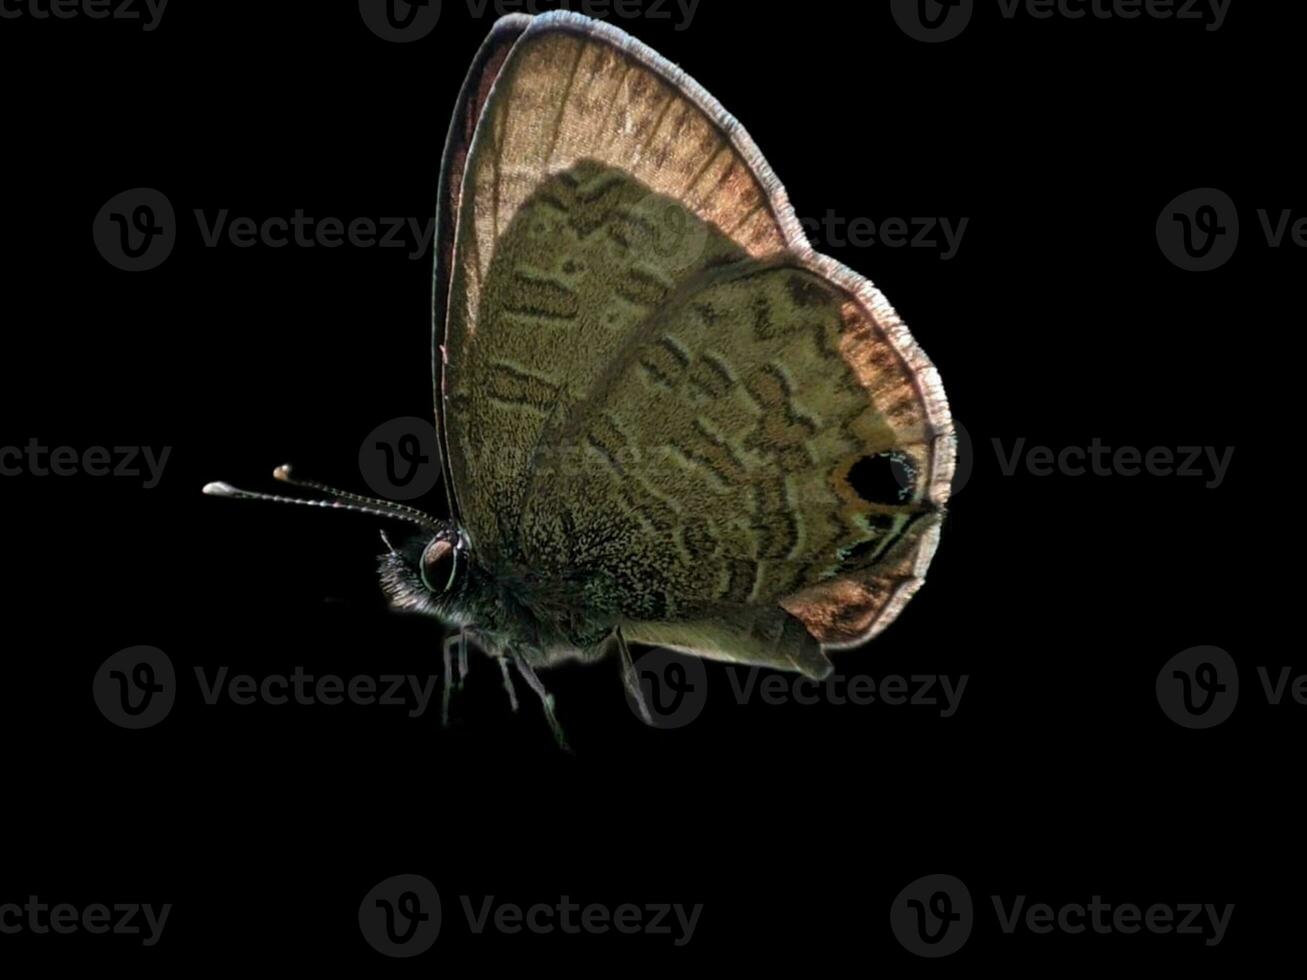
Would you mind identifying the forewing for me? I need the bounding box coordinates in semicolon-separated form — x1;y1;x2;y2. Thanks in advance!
440;11;805;562
433;14;532;517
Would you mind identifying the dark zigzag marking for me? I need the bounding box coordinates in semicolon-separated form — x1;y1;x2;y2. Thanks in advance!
720;558;754;603
584;415;630;474
751;481;798;560
684;419;747;486
679;516;719;560
605;208;659;251
638;349;679;390
501;269;579;321
483;360;561;411
687;354;733;399
659;335;692;369
747;365;818;435
616;266;670;307
621;483;677;534
787;274;833;309
485;395;549;417
532;192;572;215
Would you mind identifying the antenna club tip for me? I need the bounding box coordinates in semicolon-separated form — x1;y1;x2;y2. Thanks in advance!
273;464;293;481
203;481;236;497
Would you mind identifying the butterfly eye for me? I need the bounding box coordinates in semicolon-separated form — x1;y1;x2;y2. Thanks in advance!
420;538;457;593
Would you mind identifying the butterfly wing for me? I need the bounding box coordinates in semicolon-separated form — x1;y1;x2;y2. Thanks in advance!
518;227;950;673
438;11;805;563
440;12;954;669
433;14;532;517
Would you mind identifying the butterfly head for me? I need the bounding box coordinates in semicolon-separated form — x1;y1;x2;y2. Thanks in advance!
203;463;472;621
376;524;477;622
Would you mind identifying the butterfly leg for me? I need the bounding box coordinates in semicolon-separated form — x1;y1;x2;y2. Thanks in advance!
496;657;520;713
455;628;470;692
510;651;571;754
441;628;474;728
613;627;653;726
441;633;457;727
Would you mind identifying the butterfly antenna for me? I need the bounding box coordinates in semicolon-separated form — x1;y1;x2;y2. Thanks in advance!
202;464;443;534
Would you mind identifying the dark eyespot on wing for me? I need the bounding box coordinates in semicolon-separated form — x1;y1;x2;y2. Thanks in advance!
847;451;918;505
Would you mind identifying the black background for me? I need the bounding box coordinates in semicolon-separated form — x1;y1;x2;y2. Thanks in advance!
1;0;1295;969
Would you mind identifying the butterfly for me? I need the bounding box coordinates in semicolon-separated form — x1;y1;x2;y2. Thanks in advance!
206;11;955;748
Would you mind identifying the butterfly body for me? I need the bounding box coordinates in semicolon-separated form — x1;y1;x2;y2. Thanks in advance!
379;526;620;669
